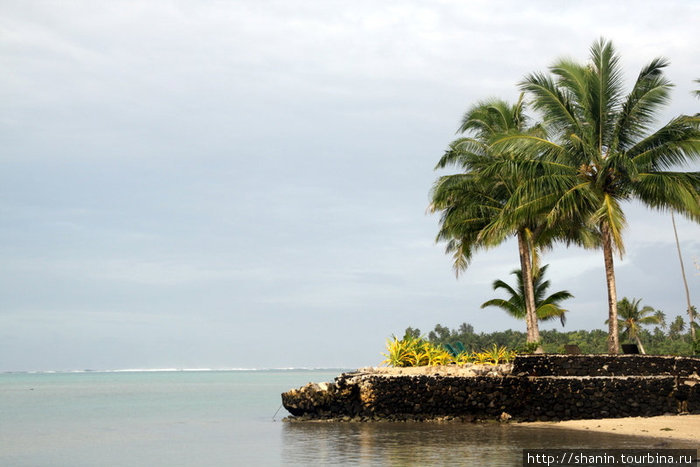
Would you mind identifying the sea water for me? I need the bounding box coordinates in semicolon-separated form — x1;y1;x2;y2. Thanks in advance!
0;370;694;466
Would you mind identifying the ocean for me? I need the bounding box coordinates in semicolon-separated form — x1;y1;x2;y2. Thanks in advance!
0;369;693;466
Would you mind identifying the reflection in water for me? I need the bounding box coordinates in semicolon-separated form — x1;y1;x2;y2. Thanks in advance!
281;421;695;466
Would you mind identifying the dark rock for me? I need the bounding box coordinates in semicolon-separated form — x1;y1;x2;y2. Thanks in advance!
281;355;700;422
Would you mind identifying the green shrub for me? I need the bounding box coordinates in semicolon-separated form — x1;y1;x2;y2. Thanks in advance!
516;341;541;354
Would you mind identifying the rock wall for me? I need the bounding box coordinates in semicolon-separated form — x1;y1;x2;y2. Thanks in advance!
281;355;700;422
512;354;698;377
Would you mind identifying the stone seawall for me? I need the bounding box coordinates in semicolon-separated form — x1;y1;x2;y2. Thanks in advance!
281;355;700;422
512;354;699;377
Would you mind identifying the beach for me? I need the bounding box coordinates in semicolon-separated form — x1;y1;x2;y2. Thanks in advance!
522;414;700;443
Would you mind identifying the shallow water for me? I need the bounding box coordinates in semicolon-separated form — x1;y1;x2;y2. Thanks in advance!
0;370;694;466
282;421;698;466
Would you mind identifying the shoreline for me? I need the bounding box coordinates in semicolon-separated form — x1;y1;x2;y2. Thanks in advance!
519;414;700;443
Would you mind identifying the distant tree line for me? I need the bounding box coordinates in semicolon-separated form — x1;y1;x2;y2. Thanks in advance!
405;316;696;356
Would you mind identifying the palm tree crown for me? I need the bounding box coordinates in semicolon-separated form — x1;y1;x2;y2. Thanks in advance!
481;264;573;326
612;297;664;354
503;38;700;353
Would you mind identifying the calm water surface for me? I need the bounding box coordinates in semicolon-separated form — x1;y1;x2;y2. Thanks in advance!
0;370;693;466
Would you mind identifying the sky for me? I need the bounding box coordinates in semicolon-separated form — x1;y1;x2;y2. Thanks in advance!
1;1;699;372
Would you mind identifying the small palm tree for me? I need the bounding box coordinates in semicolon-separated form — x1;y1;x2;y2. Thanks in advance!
669;315;686;339
611;297;664;354
654;310;667;329
481;264;573;327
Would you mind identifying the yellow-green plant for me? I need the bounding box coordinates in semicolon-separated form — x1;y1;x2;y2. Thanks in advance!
454;351;474;365
382;336;416;367
473;350;493;365
474;344;517;365
382;336;455;367
425;345;454;365
382;337;518;367
404;346;428;366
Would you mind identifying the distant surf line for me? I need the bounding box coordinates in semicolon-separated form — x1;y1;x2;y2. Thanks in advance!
3;367;352;375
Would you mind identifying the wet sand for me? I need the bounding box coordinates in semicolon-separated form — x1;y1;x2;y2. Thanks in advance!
522;414;700;442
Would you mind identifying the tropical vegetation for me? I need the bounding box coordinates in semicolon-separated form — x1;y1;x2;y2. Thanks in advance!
609;297;664;354
382;332;518;367
382;334;453;367
431;38;700;353
428;96;545;348
481;264;572;326
429;97;593;351
407;313;697;357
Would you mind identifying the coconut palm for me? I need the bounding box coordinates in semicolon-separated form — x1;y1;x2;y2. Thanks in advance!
669;315;686;339
501;38;700;353
430;97;538;345
680;81;700;339
481;264;573;326
672;212;696;340
430;98;595;348
654;310;667;329
610;297;664;354
429;97;558;347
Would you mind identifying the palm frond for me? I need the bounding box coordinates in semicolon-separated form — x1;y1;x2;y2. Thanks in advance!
481;298;525;319
628;115;700;170
492;278;521;299
591;194;627;256
520;72;582;139
535;303;568;325
631;172;700;221
614;57;672;150
481;263;572;327
541;290;575;304
586;38;624;151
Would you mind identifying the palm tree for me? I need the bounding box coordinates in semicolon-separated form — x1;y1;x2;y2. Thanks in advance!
679;81;700;339
611;297;663;354
669;315;686;339
672;211;696;340
429;97;574;348
502;38;700;353
481;264;573;326
654;310;667;329
430;97;540;345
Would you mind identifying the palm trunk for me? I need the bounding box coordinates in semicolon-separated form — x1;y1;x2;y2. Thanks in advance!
602;223;620;354
517;230;541;351
671;212;695;341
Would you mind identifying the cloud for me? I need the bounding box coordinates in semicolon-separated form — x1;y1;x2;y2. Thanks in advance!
1;0;698;370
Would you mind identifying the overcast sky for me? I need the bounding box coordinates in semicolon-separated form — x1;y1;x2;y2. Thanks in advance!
1;1;699;372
